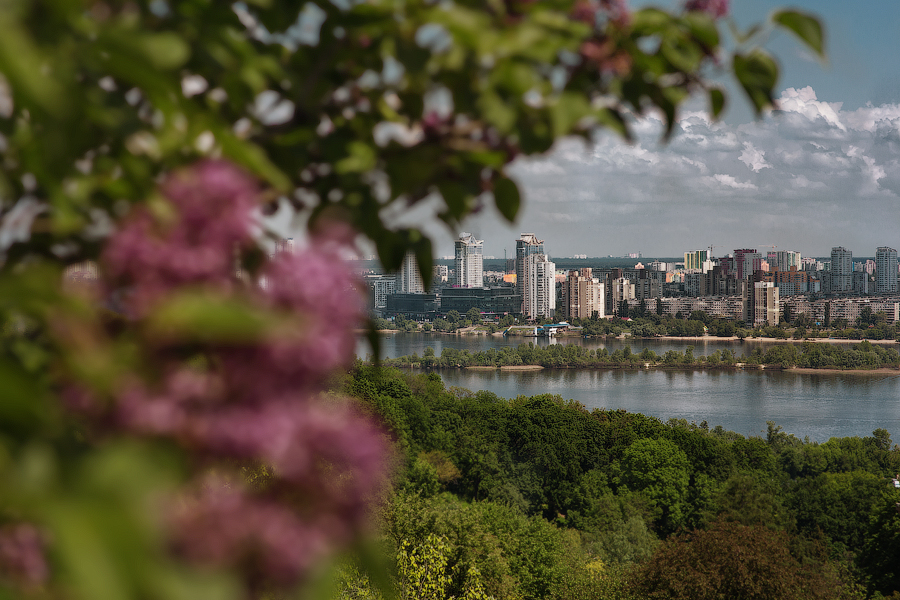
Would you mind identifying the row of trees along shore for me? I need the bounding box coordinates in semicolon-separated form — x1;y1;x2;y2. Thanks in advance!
377;311;900;341
381;340;900;370
339;364;900;599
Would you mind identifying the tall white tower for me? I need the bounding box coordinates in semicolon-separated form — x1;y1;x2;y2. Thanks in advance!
398;252;425;294
454;232;483;288
830;246;852;293
876;247;898;294
523;253;555;319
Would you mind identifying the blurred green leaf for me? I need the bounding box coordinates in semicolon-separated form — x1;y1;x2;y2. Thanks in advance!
136;32;191;70
773;10;825;58
681;13;719;49
145;291;282;344
413;236;433;293
550;92;591;137
709;87;725;119
494;177;520;223
631;8;671;34
335;141;377;174
0;356;52;440
733;51;779;115
0;16;65;116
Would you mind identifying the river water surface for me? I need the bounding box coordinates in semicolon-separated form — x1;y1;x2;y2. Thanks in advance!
357;333;900;442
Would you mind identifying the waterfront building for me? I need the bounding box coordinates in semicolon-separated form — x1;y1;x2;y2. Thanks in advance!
767;250;801;272
630;296;744;320
515;233;545;310
433;264;449;283
522;253;555;319
782;296;900;325
363;273;396;311
385;293;438;320
743;281;779;326
398;252;425;294
830;246;853;294
454;232;484;288
610;276;635;315
852;271;873;296
684;250;709;271
876;247;898;294
440;286;522;315
733;249;762;281
759;267;811;297
563;268;605;320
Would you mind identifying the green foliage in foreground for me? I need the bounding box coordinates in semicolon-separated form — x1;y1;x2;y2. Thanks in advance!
342;364;900;599
382;340;900;370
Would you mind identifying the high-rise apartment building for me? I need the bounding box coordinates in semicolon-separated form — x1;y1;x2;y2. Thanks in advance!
876;246;898;294
733;249;762;280
767;250;801;272
563;268;605;320
516;233;545;312
398;252;425;294
522;253;555;319
684;250;708;271
830;246;853;294
363;274;396;310
743;281;779;326
454;232;483;288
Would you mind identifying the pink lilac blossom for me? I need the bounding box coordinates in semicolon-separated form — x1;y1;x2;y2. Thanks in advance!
102;160;258;315
221;242;366;399
169;478;338;586
0;524;49;587
572;0;630;25
684;0;728;19
90;160;388;592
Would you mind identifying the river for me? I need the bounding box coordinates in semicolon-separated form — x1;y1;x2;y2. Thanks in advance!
357;333;900;442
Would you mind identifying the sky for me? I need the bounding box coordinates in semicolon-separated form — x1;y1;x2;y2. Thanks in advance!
419;0;900;260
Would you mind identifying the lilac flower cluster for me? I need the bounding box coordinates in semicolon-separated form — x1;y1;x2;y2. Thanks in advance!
0;525;48;588
93;161;388;590
102;160;257;315
685;0;729;19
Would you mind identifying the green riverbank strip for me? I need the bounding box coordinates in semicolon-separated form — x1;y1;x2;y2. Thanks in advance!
378;340;900;372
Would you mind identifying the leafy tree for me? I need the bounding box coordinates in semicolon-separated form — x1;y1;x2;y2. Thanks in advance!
631;520;849;600
467;307;483;325
618;438;692;533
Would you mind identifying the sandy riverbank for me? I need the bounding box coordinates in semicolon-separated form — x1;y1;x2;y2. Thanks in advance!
788;367;900;376
464;365;545;371
626;335;898;345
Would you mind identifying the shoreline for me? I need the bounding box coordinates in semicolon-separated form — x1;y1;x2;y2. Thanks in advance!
622;335;898;345
366;330;897;345
389;363;900;375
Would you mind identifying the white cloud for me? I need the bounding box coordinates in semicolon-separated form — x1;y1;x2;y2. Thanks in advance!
738;142;770;172
710;174;758;190
450;86;900;257
777;86;845;130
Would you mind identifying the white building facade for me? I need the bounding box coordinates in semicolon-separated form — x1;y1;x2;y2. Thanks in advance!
876;246;898;294
399;252;425;294
454;232;484;288
523;254;555;319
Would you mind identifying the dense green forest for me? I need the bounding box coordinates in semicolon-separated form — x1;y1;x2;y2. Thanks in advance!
382;340;900;371
338;364;900;599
